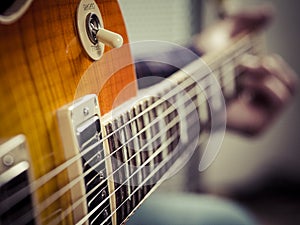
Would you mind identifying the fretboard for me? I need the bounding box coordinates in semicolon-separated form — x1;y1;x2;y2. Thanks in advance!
101;33;263;225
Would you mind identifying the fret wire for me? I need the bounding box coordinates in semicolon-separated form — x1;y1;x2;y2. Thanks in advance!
144;99;156;187
7;34;257;223
129;108;140;168
122;111;137;205
129;106;143;207
135;102;151;197
116;115;132;203
110;119;127;223
117;114;135;217
153;98;167;161
195;78;210;127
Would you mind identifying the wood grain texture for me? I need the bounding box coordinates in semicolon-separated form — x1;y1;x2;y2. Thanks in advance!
0;0;137;223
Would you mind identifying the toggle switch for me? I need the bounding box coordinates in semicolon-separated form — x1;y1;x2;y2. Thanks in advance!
76;0;123;60
96;28;123;49
86;13;123;48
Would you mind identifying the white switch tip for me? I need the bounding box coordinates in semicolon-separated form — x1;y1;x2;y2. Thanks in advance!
96;28;123;48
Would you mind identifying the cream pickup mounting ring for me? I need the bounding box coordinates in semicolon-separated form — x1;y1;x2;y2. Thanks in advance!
77;0;123;60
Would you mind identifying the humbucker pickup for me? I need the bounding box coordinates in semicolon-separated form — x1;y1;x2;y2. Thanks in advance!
0;135;35;225
57;94;112;225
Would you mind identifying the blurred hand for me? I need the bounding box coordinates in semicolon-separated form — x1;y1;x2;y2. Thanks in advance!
193;5;298;135
192;5;273;54
227;54;298;135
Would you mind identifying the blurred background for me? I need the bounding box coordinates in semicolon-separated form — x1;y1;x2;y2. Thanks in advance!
119;0;300;224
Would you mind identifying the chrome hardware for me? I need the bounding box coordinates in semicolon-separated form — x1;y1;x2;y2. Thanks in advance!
0;135;30;186
0;135;35;225
86;13;101;45
83;106;90;116
86;13;123;49
2;154;14;167
101;190;107;199
57;94;112;225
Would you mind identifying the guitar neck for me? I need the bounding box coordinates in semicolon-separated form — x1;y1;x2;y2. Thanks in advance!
100;32;263;224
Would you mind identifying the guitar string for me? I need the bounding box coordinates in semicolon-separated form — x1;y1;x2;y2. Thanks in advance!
15;82;199;225
11;40;255;225
47;33;251;183
0;61;208;216
66;121;182;225
9;64;237;225
68;95;202;225
99;139;195;225
78;116;201;225
1;39;253;224
50;69;242;225
77;50;260;224
32;33;253;188
0;45;223;208
28;32;253;189
0;35;253;221
39;98;183;219
79;40;261;223
56;34;262;223
59;33;258;224
78;34;256;173
2;34;257;223
24;70;213;222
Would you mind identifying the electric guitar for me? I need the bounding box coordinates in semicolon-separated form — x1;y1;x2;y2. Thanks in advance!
0;0;262;224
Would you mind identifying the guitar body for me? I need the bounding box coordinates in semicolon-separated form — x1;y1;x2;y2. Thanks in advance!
0;0;136;223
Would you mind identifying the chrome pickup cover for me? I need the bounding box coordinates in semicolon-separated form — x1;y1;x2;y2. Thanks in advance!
0;135;35;225
57;94;112;225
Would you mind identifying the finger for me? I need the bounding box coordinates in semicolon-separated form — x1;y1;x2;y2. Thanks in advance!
239;72;292;109
227;4;274;36
238;54;299;95
227;97;271;135
227;73;291;135
238;54;269;79
262;54;299;94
